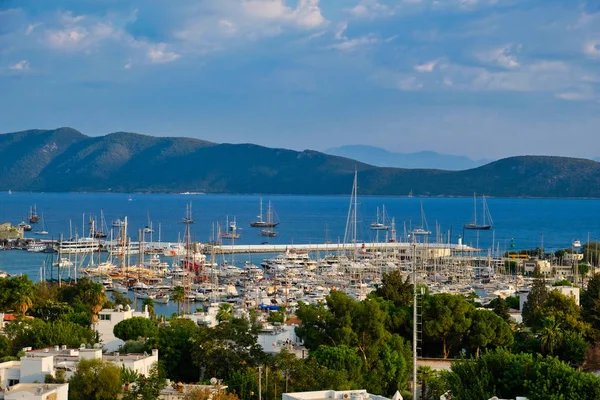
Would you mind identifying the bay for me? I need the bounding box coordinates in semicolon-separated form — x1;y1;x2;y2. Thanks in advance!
1;191;599;315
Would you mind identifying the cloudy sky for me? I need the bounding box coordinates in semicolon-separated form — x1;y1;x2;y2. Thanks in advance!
0;0;599;159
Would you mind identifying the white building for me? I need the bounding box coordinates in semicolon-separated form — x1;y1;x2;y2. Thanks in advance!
283;390;392;400
257;324;305;358
95;305;150;351
0;346;158;390
518;285;580;311
2;383;68;400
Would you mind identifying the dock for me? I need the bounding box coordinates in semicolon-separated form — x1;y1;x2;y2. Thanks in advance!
202;242;479;255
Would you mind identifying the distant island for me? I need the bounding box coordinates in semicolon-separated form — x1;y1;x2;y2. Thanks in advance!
2;127;600;198
324;145;492;170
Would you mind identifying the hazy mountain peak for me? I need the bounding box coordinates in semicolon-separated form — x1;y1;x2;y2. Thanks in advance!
324;145;491;170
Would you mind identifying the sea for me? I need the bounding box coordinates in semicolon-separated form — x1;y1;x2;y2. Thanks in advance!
1;192;599;315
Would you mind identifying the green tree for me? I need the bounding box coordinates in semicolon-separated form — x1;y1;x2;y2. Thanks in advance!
468;309;514;357
311;345;363;386
538;316;562;355
417;366;437;400
216;303;234;322
172;286;185;315
30;300;74;322
295;301;334;351
5;319;95;354
68;358;122;400
112;291;133;307
113;317;158;342
156;318;199;382
423;293;473;358
487;297;510;322
121;365;140;391
375;270;413;307
122;363;166;400
522;267;549;329
583;273;600;333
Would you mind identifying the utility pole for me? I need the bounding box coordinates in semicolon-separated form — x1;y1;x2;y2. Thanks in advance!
412;240;418;400
258;366;262;400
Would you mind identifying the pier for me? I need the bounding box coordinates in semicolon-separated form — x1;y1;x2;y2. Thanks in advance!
202;241;479;255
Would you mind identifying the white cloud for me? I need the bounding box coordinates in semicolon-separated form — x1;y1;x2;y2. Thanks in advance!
584;40;600;58
335;22;348;40
331;34;378;51
9;60;30;71
147;43;180;63
556;91;593;101
241;0;326;28
46;27;88;49
348;0;394;19
478;44;521;69
25;23;41;36
414;60;438;72
219;20;237;34
124;62;132;69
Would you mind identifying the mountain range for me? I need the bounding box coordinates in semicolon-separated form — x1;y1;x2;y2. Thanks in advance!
324;145;491;170
2;127;600;198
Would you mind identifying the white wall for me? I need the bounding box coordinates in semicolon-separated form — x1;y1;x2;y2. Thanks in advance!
19;356;54;384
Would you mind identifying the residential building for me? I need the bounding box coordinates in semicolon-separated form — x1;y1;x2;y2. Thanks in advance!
1;383;68;400
283;389;392;400
518;285;580;311
95;305;150;351
0;346;158;390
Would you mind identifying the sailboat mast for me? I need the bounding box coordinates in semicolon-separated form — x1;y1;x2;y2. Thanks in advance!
473;192;477;225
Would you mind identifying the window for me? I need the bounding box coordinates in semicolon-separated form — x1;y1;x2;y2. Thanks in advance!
8;379;19;386
99;314;111;321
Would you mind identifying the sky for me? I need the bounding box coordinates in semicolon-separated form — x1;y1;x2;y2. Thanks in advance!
0;0;599;159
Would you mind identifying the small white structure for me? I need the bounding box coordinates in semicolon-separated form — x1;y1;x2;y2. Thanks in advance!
3;383;69;400
0;312;4;331
95;305;150;351
103;349;159;377
283;390;391;400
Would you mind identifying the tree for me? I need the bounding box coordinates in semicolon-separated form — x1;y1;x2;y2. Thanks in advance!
0;276;36;315
487;297;510;322
417;366;437;400
216;303;234;322
172;286;185;315
157;318;199;382
113;317;158;342
122;363;166;400
4;319;95;354
583;273;600;332
68;358;122;400
121;366;140;392
446;349;600;400
30;300;74;322
375;270;413;307
538;317;562;355
112;291;133;307
423;293;473;358
522;267;549;329
311;345;363;386
468;309;513;357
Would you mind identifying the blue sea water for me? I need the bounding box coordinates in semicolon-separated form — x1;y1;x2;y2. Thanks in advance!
1;192;600;314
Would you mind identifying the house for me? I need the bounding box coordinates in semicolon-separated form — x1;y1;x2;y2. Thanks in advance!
283;390;392;400
1;383;68;400
257;324;306;358
95;305;150;351
518;285;580;311
159;381;228;400
0;346;158;390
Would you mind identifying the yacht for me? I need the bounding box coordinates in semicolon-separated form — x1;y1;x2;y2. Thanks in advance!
57;238;100;254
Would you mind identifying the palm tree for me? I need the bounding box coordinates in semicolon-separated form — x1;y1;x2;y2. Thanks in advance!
216;303;234;322
121;365;139;392
172;286;185;315
86;283;108;323
14;291;33;315
539;316;562;355
417;365;437;399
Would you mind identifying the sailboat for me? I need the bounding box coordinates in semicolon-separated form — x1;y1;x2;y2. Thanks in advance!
221;217;241;239
411;202;431;236
28;205;40;223
370;205;390;230
250;199;280;228
464;194;493;230
143;212;154;234
18;216;32;231
34;213;48;235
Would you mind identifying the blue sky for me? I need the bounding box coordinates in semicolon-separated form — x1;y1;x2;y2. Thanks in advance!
0;0;599;159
